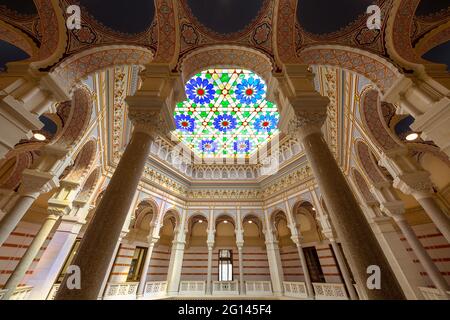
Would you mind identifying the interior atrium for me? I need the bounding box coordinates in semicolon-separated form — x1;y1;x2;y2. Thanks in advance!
0;0;449;301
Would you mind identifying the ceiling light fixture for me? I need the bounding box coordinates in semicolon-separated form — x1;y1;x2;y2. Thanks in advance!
198;219;203;224
33;133;46;141
223;220;228;224
248;220;253;224
405;132;419;141
312;207;316;211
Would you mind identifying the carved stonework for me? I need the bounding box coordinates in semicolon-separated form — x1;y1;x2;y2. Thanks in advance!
393;172;434;195
128;109;167;138
19;169;59;195
288;108;328;140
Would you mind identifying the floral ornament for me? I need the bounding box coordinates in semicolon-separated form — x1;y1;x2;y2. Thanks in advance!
199;139;217;153
174;114;195;133
213;114;237;133
233;139;251;153
235;77;265;105
186;77;215;105
254;113;278;132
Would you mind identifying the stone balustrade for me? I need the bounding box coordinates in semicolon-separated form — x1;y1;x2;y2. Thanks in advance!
312;282;348;300
245;281;272;296
103;282;139;300
178;281;206;295
212;280;239;295
283;281;308;299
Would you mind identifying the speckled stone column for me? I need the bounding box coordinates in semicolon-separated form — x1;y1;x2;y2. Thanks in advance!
289;94;405;300
55;105;165;300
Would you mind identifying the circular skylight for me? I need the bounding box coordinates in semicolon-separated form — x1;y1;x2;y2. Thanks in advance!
173;69;279;159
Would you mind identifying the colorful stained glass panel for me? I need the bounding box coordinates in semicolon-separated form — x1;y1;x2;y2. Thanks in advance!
173;69;279;158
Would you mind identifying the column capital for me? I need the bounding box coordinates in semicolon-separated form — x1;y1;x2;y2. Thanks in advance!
393;171;434;197
288;94;330;140
379;200;405;218
127;101;168;138
18;169;58;195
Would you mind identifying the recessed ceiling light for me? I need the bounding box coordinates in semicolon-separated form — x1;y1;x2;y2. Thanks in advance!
312;207;316;211
406;133;419;141
198;219;203;223
223;220;228;224
248;220;253;224
33;133;46;141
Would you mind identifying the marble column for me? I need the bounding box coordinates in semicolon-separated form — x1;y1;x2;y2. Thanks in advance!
284;68;404;299
329;239;359;300
55;102;166;300
137;236;158;299
284;200;314;298
206;208;215;294
263;211;284;296
166;240;186;295
310;188;359;300
380;155;450;243
0;170;58;246
2;213;60;300
291;236;314;298
392;214;449;298
206;243;214;294
237;244;245;295
166;209;187;296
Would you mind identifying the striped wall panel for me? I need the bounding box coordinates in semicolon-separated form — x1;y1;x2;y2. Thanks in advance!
108;244;135;283
147;244;170;281
0;221;52;288
400;223;450;287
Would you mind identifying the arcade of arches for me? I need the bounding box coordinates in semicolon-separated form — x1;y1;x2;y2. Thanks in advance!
0;0;449;300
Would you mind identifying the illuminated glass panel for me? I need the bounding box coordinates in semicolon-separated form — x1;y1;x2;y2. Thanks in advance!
173;69;279;158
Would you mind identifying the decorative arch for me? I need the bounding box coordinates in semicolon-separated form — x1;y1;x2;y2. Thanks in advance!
385;0;433;71
51;45;153;89
242;214;264;239
152;0;179;66
0;20;39;58
215;214;236;228
52;85;93;148
62;139;97;182
0;151;33;190
360;88;403;151
354;139;390;185
350;167;377;204
31;0;68;69
133;198;159;230
76;167;100;203
298;45;403;94
179;45;274;83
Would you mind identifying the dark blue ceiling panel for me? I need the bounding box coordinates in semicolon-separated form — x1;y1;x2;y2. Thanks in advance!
394;115;415;136
422;40;450;71
186;0;264;34
79;0;155;34
0;40;29;72
297;0;373;34
0;0;36;15
416;0;450;17
38;115;58;135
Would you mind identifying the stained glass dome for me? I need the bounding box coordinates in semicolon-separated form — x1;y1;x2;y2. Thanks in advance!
173;69;279;158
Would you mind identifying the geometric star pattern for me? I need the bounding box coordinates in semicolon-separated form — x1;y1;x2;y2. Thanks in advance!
174;69;279;158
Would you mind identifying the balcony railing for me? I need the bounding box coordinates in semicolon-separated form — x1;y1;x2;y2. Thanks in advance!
179;281;206;295
419;287;450;300
103;282;138;300
3;286;33;300
312;282;348;300
143;281;167;298
245;281;272;296
283;281;308;299
47;284;61;300
212;281;239;295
